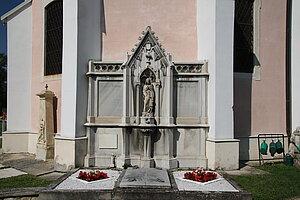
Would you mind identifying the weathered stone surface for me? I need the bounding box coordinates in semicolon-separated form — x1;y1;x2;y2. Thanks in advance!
119;168;171;188
36;88;55;161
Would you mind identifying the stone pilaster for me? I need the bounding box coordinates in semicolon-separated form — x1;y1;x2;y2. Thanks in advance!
36;86;55;161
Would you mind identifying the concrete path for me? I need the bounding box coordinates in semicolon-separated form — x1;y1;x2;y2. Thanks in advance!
224;165;268;176
0;167;27;179
0;153;65;180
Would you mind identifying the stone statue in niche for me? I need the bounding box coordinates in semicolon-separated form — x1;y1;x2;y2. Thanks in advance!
142;78;155;117
289;127;300;166
38;119;46;144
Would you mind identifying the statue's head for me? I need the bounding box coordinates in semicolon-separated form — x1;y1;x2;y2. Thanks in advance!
294;127;300;135
145;78;151;85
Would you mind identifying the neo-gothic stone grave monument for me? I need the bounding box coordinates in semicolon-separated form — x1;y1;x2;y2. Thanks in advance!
84;27;208;169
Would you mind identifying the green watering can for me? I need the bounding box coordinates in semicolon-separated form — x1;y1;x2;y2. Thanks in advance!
269;140;277;157
284;154;294;166
275;139;284;154
260;140;268;155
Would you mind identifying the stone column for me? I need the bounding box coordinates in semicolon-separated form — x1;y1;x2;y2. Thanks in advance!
140;130;154;168
36;87;55;161
155;82;160;124
116;128;131;168
197;0;239;170
122;65;130;124
57;0;102;170
136;83;140;124
291;0;300;131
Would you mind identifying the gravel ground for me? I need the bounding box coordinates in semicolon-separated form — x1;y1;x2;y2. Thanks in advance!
173;171;238;192
55;169;121;190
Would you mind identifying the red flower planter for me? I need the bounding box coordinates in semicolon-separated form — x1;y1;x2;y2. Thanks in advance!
184;167;217;183
77;170;109;182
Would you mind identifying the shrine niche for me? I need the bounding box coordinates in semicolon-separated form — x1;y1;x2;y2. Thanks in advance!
85;27;209;169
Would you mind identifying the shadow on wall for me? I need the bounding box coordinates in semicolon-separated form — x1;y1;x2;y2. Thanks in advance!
53;96;58;134
233;72;252;160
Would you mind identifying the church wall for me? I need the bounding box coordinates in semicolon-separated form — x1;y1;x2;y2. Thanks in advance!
102;0;197;61
6;3;32;133
291;0;300;131
251;0;287;136
2;2;34;154
197;0;238;169
234;0;288;162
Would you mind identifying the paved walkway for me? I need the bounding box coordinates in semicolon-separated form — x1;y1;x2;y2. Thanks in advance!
0;153;268;180
224;165;268;176
0;153;65;180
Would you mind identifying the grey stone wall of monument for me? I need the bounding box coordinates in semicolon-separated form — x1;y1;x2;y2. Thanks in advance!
36;86;55;161
289;127;300;166
85;27;209;169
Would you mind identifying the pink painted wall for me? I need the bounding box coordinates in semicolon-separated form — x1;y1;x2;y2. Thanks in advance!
31;0;62;133
251;0;287;136
102;0;197;61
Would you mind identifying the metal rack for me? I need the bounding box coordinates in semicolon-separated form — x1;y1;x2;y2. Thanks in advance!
258;134;286;165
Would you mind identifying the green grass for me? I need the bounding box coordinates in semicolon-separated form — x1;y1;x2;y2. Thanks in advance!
0;174;52;189
231;164;300;200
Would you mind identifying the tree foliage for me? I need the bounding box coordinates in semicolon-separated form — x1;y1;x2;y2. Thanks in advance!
0;53;7;112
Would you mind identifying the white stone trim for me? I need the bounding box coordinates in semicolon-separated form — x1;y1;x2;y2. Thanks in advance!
291;0;300;131
252;0;262;80
206;138;240;143
55;135;88;141
2;131;37;135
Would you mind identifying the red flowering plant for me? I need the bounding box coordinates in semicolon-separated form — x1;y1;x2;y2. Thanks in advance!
0;112;7;120
184;167;217;183
77;170;109;182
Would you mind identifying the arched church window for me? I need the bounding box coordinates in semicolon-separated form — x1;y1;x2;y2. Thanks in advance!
44;0;63;76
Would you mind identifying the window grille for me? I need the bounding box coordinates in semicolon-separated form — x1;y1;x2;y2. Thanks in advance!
45;0;63;76
234;0;254;73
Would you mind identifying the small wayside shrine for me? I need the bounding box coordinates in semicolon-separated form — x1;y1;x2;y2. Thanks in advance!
84;27;208;169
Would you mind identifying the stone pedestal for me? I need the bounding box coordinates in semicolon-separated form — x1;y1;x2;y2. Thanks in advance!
36;87;55;161
140;117;155;125
140;117;156;168
36;143;53;160
140;157;155;168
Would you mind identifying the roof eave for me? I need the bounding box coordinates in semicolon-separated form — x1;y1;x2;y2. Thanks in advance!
1;0;32;24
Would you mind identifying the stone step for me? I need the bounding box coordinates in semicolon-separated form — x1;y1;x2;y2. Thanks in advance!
39;188;252;200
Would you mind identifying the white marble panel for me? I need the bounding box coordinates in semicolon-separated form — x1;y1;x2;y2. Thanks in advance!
176;81;198;117
98;81;123;116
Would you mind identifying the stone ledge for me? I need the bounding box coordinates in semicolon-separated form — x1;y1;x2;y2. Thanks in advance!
0;187;43;199
39;188;252;200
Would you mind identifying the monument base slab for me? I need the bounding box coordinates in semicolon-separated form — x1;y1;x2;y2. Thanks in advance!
119;168;171;188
